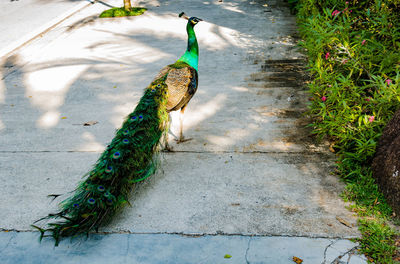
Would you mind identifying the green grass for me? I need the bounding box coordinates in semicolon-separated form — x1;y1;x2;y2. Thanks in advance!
99;7;147;18
358;218;397;263
342;170;392;218
293;0;400;262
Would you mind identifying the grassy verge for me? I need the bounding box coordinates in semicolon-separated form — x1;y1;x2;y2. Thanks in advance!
291;0;400;262
99;7;147;18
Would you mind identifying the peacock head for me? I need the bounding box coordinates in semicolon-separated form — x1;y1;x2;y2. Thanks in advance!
189;17;203;26
179;12;202;26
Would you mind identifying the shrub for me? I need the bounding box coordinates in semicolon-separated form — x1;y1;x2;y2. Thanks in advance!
295;0;400;262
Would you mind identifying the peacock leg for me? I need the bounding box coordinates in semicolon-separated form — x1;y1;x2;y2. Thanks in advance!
163;132;174;151
176;106;192;143
163;114;174;151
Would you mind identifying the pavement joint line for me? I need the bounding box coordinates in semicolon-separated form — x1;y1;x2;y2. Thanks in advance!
0;229;360;239
0;150;101;153
0;150;332;155
93;0;114;8
247;87;307;91
1;68;18;81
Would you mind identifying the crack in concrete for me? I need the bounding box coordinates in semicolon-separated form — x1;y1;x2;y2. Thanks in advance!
245;237;252;264
321;240;361;264
125;234;130;258
0;232;16;255
322;240;335;264
331;245;359;264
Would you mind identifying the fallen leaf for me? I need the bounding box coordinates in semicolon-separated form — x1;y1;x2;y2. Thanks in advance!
329;144;335;153
83;121;98;126
336;216;352;228
61;116;67;119
292;256;303;264
395;240;400;247
113;85;117;88
224;254;232;259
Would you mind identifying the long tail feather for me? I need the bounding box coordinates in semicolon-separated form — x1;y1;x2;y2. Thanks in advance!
34;76;169;245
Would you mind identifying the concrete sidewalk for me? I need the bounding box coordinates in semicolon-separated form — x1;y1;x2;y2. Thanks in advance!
0;232;367;264
0;0;366;262
0;0;99;59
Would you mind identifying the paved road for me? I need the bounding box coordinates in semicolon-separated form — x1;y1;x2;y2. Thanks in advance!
0;0;367;262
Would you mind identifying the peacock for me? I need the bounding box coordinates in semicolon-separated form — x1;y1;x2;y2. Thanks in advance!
32;12;202;245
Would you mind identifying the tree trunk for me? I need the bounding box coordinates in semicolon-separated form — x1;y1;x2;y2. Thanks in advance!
123;0;132;10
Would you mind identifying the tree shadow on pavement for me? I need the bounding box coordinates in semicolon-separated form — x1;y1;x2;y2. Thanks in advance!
0;0;358;244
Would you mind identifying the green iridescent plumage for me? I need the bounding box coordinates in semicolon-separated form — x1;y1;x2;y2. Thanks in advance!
33;78;169;245
177;20;200;71
33;14;202;246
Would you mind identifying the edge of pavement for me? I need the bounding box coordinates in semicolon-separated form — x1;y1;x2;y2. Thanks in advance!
0;0;95;60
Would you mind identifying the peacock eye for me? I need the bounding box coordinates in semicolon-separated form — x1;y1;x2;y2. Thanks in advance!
105;166;113;173
112;151;121;159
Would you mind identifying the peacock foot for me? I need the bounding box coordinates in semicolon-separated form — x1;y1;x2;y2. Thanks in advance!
163;144;174;152
175;137;193;144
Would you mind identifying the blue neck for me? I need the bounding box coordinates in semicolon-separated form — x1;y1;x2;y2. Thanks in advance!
177;22;199;71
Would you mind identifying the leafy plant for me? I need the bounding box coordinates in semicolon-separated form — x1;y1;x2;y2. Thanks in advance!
99;7;146;18
295;0;400;262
